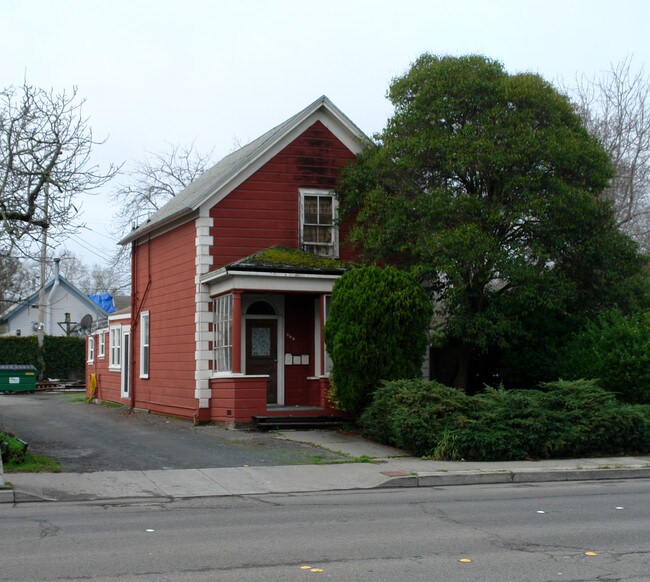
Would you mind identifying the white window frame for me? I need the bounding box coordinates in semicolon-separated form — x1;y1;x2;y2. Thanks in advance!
299;189;339;257
98;332;105;359
214;293;233;374
109;325;122;370
140;311;150;379
87;336;95;363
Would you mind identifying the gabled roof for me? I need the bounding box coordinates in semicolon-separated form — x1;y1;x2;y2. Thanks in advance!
120;96;370;245
0;275;110;323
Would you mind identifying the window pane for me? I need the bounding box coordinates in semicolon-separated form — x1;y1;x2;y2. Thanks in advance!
304;196;318;224
303;225;317;243
251;327;271;357
319;197;332;223
214;293;233;372
316;226;332;244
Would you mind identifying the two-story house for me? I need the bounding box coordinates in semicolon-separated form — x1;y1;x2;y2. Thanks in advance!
86;96;368;425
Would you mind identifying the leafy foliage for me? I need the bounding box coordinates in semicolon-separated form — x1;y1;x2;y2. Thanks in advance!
559;310;650;403
324;266;432;415
337;54;648;391
0;336;39;367
361;379;650;460
42;335;85;379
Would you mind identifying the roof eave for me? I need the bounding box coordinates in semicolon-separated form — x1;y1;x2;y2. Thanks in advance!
119;207;194;245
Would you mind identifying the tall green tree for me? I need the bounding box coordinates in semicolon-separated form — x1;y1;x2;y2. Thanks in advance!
337;54;648;391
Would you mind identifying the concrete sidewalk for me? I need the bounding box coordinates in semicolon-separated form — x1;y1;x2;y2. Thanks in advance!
2;430;650;503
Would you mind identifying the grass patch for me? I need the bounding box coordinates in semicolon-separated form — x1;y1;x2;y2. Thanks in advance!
63;393;87;403
99;400;124;409
4;453;60;473
307;454;376;465
1;430;61;473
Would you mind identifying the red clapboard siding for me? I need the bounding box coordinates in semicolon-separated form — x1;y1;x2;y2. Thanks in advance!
210;121;357;268
130;220;199;414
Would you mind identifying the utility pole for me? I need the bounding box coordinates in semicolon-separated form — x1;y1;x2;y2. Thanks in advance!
37;183;49;349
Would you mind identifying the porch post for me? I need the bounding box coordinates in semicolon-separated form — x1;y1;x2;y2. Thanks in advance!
232;290;242;374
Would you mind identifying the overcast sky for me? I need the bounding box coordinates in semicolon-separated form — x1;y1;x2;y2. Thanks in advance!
3;0;650;266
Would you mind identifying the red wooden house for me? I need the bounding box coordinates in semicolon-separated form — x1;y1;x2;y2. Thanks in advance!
86;97;368;426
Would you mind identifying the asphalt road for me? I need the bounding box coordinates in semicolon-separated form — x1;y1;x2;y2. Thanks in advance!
0;392;346;471
1;480;649;581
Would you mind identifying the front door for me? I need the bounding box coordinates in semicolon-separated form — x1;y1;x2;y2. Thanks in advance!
246;319;278;404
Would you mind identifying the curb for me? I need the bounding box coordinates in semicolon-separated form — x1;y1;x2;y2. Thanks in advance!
378;467;650;488
0;488;57;504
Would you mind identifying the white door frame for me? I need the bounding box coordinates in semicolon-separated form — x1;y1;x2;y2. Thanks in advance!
121;326;131;399
241;295;284;405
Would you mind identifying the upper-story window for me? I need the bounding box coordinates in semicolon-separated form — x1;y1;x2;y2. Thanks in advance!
300;189;339;257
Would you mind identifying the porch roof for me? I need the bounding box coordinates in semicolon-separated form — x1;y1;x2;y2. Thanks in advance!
201;247;350;295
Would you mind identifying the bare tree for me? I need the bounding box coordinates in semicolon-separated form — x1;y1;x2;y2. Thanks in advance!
111;142;214;235
108;142;214;291
0;82;120;258
568;58;650;250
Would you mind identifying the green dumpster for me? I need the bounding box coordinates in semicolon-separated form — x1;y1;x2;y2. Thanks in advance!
0;365;38;393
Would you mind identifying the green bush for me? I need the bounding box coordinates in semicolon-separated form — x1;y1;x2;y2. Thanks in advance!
0;336;39;368
42;335;85;379
361;379;472;453
560;310;650;403
324;266;432;416
361;378;650;460
0;431;29;465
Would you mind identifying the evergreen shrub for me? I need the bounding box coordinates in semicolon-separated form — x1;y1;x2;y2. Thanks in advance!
560;310;650;403
324;266;432;415
360;378;650;460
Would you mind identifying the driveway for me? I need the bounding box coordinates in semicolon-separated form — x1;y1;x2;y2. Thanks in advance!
0;392;346;471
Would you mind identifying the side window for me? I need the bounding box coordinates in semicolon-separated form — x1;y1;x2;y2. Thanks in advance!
214;293;233;373
98;332;106;358
88;336;95;363
140;312;150;378
300;189;339;257
110;326;122;369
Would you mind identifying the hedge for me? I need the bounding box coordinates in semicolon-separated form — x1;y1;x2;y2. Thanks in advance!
0;335;85;380
361;378;650;461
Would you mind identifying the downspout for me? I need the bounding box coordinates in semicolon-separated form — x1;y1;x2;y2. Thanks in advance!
46;258;61;335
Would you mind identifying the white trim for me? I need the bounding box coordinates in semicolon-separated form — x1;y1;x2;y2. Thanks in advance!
194;212;214;407
87;336;95;364
203;270;340;298
242;295;285;405
120;326;131;398
109;325;122;371
139;311;150;379
108;312;131;322
98;331;105;359
313;297;322;377
194;106;366;218
299;188;339;257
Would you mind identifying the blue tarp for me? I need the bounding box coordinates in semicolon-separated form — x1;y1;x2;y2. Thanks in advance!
87;292;116;313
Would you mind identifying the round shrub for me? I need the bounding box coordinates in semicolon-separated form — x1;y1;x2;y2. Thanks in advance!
324;265;432;416
560;310;650;403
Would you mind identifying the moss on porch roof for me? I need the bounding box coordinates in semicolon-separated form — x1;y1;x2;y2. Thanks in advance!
227;246;351;274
